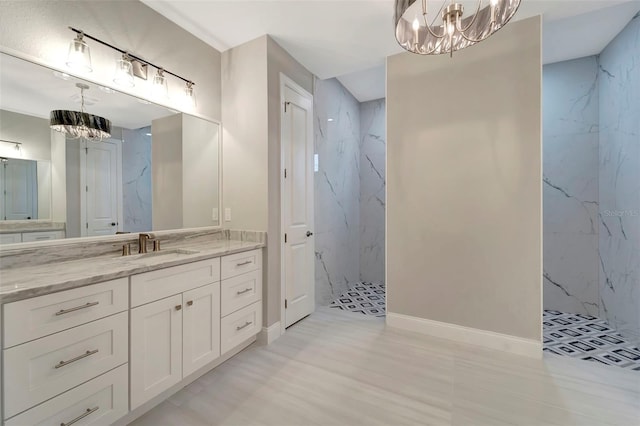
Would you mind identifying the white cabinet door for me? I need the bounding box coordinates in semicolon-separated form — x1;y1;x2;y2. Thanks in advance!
130;294;182;410
183;283;220;377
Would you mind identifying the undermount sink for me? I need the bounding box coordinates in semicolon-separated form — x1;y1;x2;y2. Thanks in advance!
117;248;200;261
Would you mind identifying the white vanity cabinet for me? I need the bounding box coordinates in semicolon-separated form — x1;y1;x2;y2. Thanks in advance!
220;249;263;353
1;246;264;424
2;278;129;423
130;259;222;410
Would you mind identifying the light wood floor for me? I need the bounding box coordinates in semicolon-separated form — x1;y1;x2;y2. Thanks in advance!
130;307;640;426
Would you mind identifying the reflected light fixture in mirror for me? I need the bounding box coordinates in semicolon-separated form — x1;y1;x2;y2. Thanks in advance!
114;54;135;87
66;31;92;72
0;140;23;158
50;83;112;141
151;68;168;99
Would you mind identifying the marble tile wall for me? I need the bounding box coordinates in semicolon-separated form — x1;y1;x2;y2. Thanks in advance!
314;78;361;305
122;127;152;233
598;13;640;342
359;99;386;284
543;56;600;317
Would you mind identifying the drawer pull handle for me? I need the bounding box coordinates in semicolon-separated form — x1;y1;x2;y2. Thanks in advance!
55;301;99;316
61;406;99;426
236;321;252;331
187;300;194;306
236;288;252;295
236;260;252;267
55;349;99;369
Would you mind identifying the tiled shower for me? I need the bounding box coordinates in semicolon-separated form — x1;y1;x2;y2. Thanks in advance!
543;13;639;364
313;77;386;311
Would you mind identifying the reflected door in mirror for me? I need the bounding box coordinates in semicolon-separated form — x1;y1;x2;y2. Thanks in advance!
85;140;119;236
1;158;38;220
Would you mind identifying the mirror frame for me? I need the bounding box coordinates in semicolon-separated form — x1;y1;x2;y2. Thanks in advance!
0;47;223;243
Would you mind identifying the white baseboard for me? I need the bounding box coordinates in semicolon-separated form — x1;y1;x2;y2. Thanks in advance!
386;312;542;358
257;321;281;345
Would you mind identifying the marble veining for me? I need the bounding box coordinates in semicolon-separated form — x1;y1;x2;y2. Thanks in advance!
314;78;361;305
0;221;66;233
359;99;386;284
122;127;152;233
0;229;266;304
0;228;264;270
598;14;640;342
543;56;600;316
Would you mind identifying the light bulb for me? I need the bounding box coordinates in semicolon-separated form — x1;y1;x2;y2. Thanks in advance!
412;17;420;31
113;55;134;88
66;33;92;73
181;81;196;108
447;22;455;36
151;69;168;99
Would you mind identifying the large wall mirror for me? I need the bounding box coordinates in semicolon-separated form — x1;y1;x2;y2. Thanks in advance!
0;53;221;243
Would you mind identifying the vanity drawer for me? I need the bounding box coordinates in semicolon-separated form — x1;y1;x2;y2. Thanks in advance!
4;278;128;348
131;257;221;307
221;249;262;280
5;364;128;425
21;231;65;242
221;269;262;317
3;312;128;418
221;301;262;354
0;233;22;244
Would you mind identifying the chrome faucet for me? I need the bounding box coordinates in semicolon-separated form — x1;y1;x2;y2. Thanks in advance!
138;233;154;254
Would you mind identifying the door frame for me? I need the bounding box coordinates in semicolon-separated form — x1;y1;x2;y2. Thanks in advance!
79;138;123;237
279;72;314;336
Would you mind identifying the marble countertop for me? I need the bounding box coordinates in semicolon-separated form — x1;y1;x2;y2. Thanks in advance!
0;238;264;304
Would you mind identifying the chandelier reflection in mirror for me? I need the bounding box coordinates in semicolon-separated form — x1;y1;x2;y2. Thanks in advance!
50;83;112;141
394;0;521;57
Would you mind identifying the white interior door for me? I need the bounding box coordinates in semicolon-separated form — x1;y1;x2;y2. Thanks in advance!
3;158;37;220
281;75;315;328
84;140;119;236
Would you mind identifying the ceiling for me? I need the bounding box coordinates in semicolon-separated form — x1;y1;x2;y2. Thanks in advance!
145;0;640;102
0;53;175;130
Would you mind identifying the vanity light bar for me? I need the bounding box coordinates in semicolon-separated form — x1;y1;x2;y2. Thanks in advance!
0;139;22;150
67;27;195;87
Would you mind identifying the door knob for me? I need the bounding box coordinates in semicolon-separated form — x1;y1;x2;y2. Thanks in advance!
306;231;314;237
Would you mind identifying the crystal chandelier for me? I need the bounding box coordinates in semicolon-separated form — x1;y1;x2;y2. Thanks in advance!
394;0;521;57
50;83;111;141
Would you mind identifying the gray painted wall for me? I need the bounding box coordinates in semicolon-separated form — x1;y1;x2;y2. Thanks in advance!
222;35;314;327
387;16;542;340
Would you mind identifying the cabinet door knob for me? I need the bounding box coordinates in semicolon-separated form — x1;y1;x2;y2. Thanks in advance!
175;305;182;311
186;300;193;306
306;231;314;237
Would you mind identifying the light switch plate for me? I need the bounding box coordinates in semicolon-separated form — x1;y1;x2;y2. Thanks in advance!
224;208;231;222
212;208;218;221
